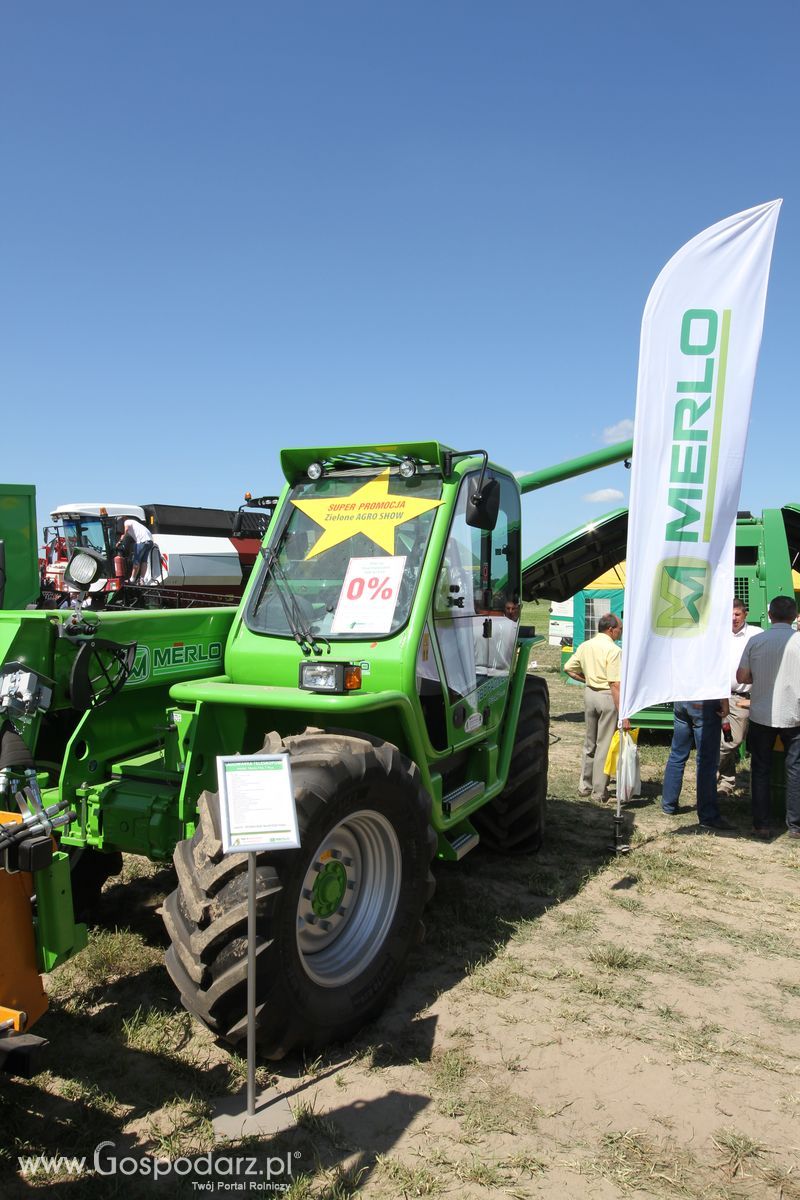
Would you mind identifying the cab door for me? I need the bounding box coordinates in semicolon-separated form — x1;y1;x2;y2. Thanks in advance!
419;469;521;750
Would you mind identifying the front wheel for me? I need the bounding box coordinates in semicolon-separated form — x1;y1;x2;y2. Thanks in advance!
163;730;436;1059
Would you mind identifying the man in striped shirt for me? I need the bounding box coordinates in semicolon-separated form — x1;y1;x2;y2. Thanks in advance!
737;595;800;840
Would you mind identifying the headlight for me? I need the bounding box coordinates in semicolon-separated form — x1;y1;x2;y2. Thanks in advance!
398;457;417;478
63;548;106;589
67;554;99;585
307;461;324;481
299;662;362;693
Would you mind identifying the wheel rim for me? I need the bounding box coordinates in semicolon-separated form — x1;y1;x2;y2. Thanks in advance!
296;809;402;987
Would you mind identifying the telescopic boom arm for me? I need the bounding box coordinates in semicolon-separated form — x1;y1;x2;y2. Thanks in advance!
516;439;633;496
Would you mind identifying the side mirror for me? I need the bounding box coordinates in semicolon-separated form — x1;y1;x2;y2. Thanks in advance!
466;477;500;531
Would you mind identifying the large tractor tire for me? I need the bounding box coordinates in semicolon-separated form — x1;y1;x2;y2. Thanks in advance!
472;674;549;854
163;730;437;1059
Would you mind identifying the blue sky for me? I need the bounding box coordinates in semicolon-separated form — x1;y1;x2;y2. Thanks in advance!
3;2;797;556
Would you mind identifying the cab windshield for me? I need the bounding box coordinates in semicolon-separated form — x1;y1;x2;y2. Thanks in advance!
245;469;443;641
62;518;110;558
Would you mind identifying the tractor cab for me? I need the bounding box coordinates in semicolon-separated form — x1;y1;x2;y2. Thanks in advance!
243;455;443;647
43;503;141;602
225;442;526;768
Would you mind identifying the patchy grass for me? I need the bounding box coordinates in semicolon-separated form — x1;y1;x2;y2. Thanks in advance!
375;1156;443;1195
506;1150;547;1176
121;1004;194;1055
670;1020;732;1063
588;942;649;971
292;1100;353;1153
144;1094;213;1157
460;1088;528;1138
712;1126;767;1178
573;974;644;1008
467;950;527;997
47;927;160;1001
624;848;703;893
225;1051;277;1095
579;1128;699;1195
556;907;599;934
450;1156;504;1186
430;1047;474;1092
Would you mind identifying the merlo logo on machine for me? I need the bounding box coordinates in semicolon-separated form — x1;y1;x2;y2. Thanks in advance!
651;307;730;637
128;641;223;685
291;469;442;559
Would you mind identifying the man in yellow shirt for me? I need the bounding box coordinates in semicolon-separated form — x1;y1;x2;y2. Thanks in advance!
564;613;623;802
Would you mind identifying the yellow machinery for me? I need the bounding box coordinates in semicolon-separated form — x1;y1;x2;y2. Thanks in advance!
0;810;50;1074
0;813;49;1028
0;769;85;1076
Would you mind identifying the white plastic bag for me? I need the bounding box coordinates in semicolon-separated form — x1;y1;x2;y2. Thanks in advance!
617;728;641;802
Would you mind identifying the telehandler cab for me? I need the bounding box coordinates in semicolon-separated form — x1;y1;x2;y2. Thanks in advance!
0;438;631;1064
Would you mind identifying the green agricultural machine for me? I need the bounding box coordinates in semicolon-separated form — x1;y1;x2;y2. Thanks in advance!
1;439;631;1065
0;484;40;611
522;504;800;729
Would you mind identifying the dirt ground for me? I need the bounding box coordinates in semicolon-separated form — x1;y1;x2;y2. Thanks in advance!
3;636;800;1199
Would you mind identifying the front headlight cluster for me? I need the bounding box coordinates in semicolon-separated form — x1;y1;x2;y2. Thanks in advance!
299;662;362;693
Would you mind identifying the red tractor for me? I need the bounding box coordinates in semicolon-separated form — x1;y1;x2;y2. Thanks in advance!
41;495;278;609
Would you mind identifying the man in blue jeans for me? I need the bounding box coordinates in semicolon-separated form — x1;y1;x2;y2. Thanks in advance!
662;698;734;830
736;595;800;839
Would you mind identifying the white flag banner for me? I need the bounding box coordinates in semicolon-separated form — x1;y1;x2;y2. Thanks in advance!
619;200;781;721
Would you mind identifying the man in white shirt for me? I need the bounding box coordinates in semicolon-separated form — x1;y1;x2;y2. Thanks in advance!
122;517;154;584
717;598;761;796
737;595;800;839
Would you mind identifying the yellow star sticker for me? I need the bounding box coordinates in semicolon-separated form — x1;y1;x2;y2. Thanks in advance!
291;470;443;560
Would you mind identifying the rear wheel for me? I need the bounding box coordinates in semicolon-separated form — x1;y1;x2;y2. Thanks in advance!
472;674;549;853
163;730;436;1058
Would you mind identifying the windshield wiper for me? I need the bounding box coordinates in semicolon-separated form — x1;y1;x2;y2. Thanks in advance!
257;545;328;657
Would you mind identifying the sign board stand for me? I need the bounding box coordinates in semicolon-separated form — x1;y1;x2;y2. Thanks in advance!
211;755;300;1139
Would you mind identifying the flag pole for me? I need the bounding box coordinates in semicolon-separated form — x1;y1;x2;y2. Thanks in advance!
612;724;631;854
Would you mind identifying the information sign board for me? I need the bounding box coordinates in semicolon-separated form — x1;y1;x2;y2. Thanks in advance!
217;755;300;854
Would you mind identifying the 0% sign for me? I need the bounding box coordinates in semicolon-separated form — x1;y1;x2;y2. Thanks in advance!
332;556;407;635
346;575;394;601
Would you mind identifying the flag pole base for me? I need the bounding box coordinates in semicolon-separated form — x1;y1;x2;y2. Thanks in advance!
611;813;631;855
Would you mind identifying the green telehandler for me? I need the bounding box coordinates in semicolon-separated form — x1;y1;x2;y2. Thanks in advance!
0;438;631;1066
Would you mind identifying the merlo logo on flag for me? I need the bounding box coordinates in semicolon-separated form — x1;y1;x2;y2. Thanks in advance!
651;558;711;636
